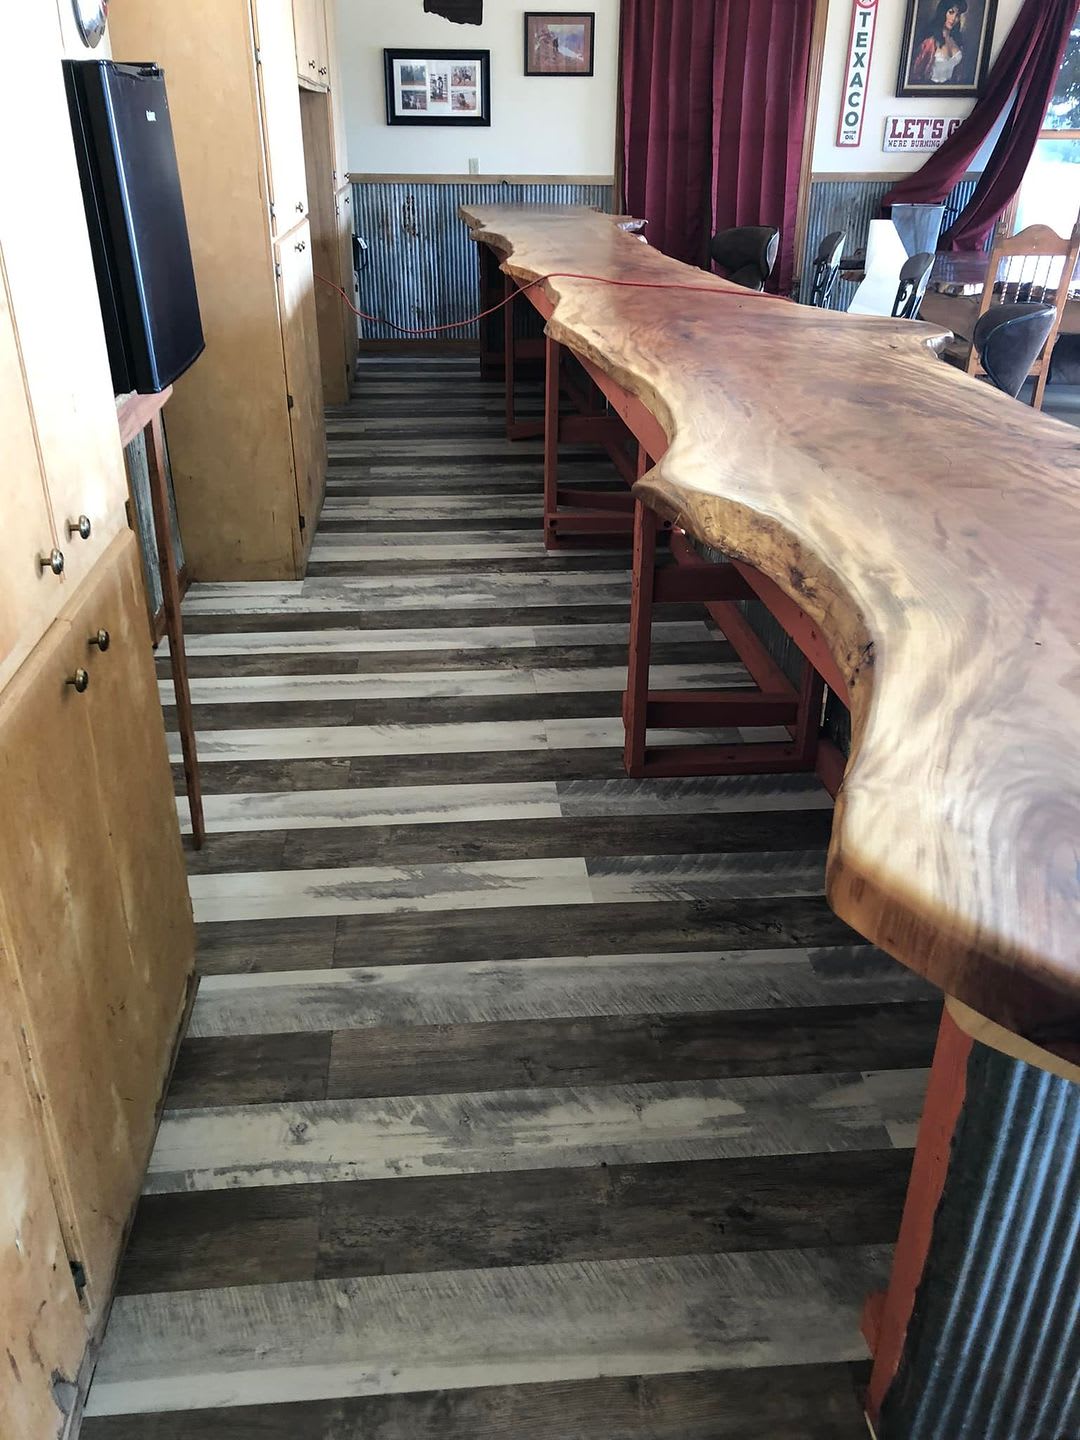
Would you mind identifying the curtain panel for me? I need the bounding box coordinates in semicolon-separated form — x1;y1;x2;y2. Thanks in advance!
882;0;1077;250
622;0;814;289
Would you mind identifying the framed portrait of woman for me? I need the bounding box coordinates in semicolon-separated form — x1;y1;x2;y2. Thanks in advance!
896;0;998;97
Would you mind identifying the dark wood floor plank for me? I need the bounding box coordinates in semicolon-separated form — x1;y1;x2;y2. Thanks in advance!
113;1150;910;1296
183;603;711;635
196;916;337;976
323;1003;939;1100
162;639;737;681
182;811;834;876
331;895;859;968
167;1032;332;1109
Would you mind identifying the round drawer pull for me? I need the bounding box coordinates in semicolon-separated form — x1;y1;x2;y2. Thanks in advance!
319;67;327;76
89;629;110;652
309;59;316;68
295;240;307;252
296;201;304;212
67;515;92;541
66;669;90;694
39;549;65;576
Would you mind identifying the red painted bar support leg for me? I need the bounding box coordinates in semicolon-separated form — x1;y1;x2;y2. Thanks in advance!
862;1007;973;1428
543;334;561;550
503;272;517;439
624;477;657;774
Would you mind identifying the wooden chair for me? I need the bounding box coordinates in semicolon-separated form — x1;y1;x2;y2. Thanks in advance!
950;221;1080;410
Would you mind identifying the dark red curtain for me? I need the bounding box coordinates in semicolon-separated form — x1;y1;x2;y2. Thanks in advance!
883;0;1076;250
622;0;813;287
711;0;815;291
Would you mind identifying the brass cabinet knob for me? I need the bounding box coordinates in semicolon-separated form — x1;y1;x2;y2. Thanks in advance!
39;549;65;575
66;669;90;694
89;629;110;652
67;515;92;541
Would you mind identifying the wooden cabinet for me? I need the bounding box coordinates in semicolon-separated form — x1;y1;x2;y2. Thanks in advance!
293;0;329;89
0;0;130;691
0;265;63;694
0;534;194;1328
254;0;310;234
0;998;87;1440
109;0;329;580
277;218;327;543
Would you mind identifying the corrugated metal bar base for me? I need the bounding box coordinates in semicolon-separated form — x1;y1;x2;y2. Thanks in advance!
351;178;614;341
880;1044;1080;1440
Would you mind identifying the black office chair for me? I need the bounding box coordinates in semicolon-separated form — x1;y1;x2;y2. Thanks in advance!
710;226;780;292
972;303;1057;399
892;252;935;319
809;230;846;308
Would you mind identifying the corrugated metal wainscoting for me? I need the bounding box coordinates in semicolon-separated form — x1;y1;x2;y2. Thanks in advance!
351;178;614;342
798;175;981;309
880;1045;1080;1440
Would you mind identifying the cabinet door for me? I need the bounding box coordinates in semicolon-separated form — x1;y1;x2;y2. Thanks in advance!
0;534;194;1324
0;615;136;1321
252;0;310;236
325;0;348;183
293;0;328;88
277;220;326;552
79;534;194;1037
0;0;128;602
0;1000;88;1440
0;254;64;693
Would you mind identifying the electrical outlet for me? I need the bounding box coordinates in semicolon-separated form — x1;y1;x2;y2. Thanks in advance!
468;157;480;175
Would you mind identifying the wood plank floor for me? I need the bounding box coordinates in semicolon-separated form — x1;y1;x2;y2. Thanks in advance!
82;353;938;1438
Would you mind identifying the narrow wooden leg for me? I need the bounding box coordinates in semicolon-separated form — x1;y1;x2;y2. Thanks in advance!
146;413;205;849
793;655;826;767
862;1007;973;1426
624;483;657;776
503;273;517;437
543;335;561;550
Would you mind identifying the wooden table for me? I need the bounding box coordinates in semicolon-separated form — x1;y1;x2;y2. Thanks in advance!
462;202;1080;1431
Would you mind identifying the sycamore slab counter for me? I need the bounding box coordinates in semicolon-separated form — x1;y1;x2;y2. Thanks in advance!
461;203;1080;1066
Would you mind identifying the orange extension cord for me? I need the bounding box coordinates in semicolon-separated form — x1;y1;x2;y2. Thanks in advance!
314;268;784;336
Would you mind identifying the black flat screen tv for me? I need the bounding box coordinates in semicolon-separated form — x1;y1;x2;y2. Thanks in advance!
64;59;204;395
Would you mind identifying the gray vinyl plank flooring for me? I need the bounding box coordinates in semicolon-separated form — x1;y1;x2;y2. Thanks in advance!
186;946;930;1038
88;352;914;1437
85;1247;890;1416
144;1069;923;1193
175;771;830;835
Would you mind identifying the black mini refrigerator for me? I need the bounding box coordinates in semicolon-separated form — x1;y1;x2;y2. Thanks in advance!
65;60;204;395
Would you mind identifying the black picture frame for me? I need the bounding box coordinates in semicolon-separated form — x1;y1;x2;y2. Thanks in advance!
895;0;998;98
384;48;492;126
524;13;596;77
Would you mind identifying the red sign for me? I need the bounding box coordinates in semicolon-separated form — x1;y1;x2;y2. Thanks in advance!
836;0;879;149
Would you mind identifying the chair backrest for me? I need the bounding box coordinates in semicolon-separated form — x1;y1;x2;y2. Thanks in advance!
809;229;846;309
968;219;1080;408
973;303;1057;399
891;251;935;319
710;225;780;292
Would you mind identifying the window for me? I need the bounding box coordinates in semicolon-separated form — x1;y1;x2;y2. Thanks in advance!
1015;13;1080;234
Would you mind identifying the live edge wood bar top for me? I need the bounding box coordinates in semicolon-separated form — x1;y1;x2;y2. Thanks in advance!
461;203;1080;1066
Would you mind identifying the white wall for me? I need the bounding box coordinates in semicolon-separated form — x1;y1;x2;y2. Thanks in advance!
334;0;620;176
54;0;113;59
813;0;1025;174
